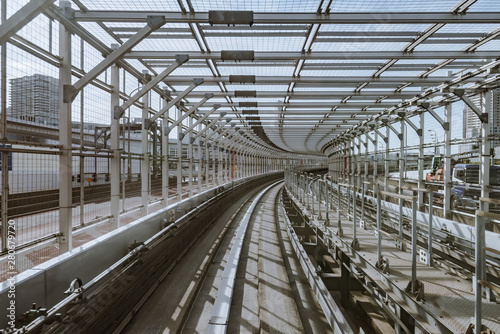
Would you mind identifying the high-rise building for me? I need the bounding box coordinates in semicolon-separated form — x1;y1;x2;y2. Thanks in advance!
463;88;500;148
9;74;59;126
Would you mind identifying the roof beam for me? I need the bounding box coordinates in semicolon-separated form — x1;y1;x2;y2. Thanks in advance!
73;11;500;24
64;15;166;103
136;75;477;85
188;102;392;108
115;55;188;118
148;78;204;125
109;27;490;38
125;50;500;60
0;0;54;45
168;91;441;98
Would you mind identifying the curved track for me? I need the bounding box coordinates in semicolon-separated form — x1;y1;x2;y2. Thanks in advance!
124;181;332;334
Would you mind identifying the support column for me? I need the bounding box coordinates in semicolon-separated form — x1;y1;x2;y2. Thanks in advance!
197;123;202;193
211;138;216;185
443;103;452;219
58;1;72;253
418;113;425;211
397;121;404;237
475;90;491;332
110;64;120;228
385;127;390;195
141;82;150;216
0;0;8;252
188;117;193;197
161;89;169;206
176;105;182;201
373;134;378;181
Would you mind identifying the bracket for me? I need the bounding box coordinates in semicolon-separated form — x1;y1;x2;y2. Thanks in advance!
405;279;425;301
418;102;450;130
376;256;390;274
114;106;125;120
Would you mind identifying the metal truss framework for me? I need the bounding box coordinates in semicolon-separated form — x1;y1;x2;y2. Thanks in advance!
5;1;494;155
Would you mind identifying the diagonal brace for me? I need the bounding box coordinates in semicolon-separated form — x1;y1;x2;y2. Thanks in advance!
193;117;232;141
213;123;237;143
419;102;450;130
451;89;488;123
64;15;166;103
0;0;54;45
403;116;422;136
373;128;387;143
185;105;223;135
148;78;204;126
381;119;402;140
168;93;213;132
114;54;189;119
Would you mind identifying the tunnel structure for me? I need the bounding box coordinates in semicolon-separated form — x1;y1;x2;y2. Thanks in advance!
0;1;500;333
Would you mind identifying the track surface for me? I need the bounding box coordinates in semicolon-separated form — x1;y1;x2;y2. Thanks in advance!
123;181;332;333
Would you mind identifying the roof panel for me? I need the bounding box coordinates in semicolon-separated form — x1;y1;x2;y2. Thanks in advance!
78;0;179;11
205;36;306;52
329;0;459;12
190;0;318;12
218;65;295;77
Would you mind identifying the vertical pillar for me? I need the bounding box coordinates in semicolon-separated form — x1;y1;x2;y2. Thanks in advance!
477;90;491;306
205;137;210;187
418;113;425;211
188;117;193;197
0;0;8;252
161;90;169;206
373;134;378;181
211;137;216;185
110;64;120;228
364;136;368;182
385;127;390;195
443;104;452;219
197;123;202;193
399;119;405;238
176;105;182;201
141;84;149;215
218;147;222;183
58;1;73;253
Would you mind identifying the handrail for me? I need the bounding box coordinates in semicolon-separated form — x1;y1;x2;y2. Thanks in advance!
380;190;414;201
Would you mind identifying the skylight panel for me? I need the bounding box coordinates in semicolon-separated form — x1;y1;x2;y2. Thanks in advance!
438;23;500;33
169;67;215;77
79;0;179;11
468;0;500;11
191;0;318;12
321;24;429;33
226;84;289;92
413;43;470;51
217;65;295;77
133;38;201;52
329;0;458;12
206;36;305;52
79;22;117;46
300;69;376;76
311;42;408;52
476;40;500;51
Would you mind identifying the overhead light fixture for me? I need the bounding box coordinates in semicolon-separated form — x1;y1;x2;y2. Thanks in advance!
221;50;255;61
229;75;256;83
208;11;254;26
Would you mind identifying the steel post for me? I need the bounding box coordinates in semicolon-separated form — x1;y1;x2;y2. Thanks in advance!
443;103;452;218
428;190;433;266
376;184;382;263
141;89;150;215
176;105;182;201
110;64;120;228
58;1;73;253
411;196;417;294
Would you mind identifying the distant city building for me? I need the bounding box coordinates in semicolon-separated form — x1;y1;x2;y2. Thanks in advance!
463;88;500;148
9;74;59;126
